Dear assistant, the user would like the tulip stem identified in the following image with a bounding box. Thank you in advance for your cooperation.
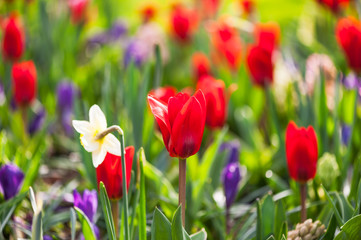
[111,200,119,236]
[300,183,307,222]
[179,158,186,227]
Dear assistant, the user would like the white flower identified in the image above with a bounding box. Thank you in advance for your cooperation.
[72,105,120,168]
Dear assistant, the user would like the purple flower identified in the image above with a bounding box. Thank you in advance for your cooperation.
[0,164,24,200]
[220,140,241,164]
[73,189,97,223]
[342,72,360,90]
[124,39,149,67]
[0,82,5,106]
[222,162,242,209]
[28,107,46,135]
[341,124,352,146]
[57,81,78,136]
[108,21,127,42]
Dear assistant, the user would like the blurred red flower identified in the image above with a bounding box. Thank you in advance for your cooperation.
[148,90,206,158]
[246,44,273,87]
[197,76,227,129]
[254,22,280,53]
[139,3,158,23]
[2,14,25,62]
[210,21,242,71]
[317,0,349,13]
[240,0,255,16]
[68,0,89,24]
[96,146,134,199]
[336,17,361,74]
[199,0,220,19]
[191,52,211,80]
[170,4,198,43]
[286,121,318,183]
[149,86,177,104]
[12,61,37,106]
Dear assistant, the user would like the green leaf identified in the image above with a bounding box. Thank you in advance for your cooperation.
[335,215,361,240]
[321,215,337,240]
[0,205,15,234]
[31,211,43,240]
[70,208,76,240]
[151,208,172,240]
[99,182,116,240]
[190,229,207,240]
[0,190,28,214]
[172,205,185,240]
[257,194,275,240]
[274,201,286,240]
[74,207,96,240]
[139,148,147,240]
[322,185,343,226]
[29,187,38,213]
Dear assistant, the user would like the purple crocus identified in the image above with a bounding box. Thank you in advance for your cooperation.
[73,189,99,239]
[342,72,360,90]
[341,124,352,146]
[222,162,242,209]
[0,82,5,106]
[28,107,46,135]
[220,140,241,164]
[88,21,127,47]
[123,38,149,67]
[57,81,78,136]
[0,164,24,200]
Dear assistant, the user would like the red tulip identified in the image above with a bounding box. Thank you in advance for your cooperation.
[240,0,255,15]
[199,0,220,18]
[246,44,273,87]
[148,90,206,158]
[191,52,211,80]
[316,0,349,13]
[336,17,361,74]
[149,86,177,104]
[12,61,37,106]
[68,0,89,24]
[2,14,25,62]
[254,22,280,53]
[170,4,198,43]
[286,121,318,183]
[197,76,227,129]
[210,21,242,70]
[96,146,134,199]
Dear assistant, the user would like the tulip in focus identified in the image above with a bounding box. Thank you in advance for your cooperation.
[96,147,134,199]
[170,4,198,43]
[197,76,227,129]
[147,90,206,159]
[0,163,24,200]
[12,61,37,107]
[149,86,177,104]
[286,121,318,222]
[2,13,25,62]
[191,52,211,80]
[336,17,361,74]
[68,0,89,24]
[72,105,121,168]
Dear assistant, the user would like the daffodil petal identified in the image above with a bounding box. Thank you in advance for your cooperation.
[104,134,121,156]
[92,147,107,168]
[72,120,92,135]
[81,135,100,152]
[89,105,107,130]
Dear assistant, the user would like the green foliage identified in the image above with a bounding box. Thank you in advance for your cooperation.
[74,207,96,240]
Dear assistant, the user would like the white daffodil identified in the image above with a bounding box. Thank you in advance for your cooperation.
[72,104,120,168]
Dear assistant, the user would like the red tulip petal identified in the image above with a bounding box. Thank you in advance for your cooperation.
[168,92,190,128]
[125,146,135,190]
[148,94,171,149]
[169,90,206,158]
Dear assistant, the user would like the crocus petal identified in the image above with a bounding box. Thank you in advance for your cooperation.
[92,147,107,168]
[169,90,206,158]
[72,120,92,135]
[80,135,100,152]
[148,95,171,149]
[89,105,107,130]
[104,134,121,156]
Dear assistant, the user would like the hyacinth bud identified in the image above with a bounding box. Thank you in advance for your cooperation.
[317,152,340,188]
[287,219,326,240]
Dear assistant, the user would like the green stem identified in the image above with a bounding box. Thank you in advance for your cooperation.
[300,183,307,222]
[111,201,119,236]
[120,134,130,240]
[179,158,187,227]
